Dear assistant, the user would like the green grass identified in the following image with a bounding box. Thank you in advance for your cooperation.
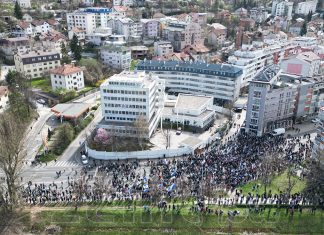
[238,170,306,196]
[27,206,324,234]
[38,153,57,163]
[31,77,52,93]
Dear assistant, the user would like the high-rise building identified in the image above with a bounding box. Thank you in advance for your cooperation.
[99,71,165,138]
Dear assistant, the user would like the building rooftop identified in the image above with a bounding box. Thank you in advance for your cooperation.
[137,60,243,78]
[176,94,212,110]
[254,65,280,82]
[296,51,320,62]
[18,50,60,59]
[100,45,130,52]
[50,64,84,76]
[51,103,90,119]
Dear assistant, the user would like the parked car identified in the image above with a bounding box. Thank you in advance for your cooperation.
[270,128,285,136]
[37,99,46,104]
[81,155,88,165]
[311,118,320,123]
[176,127,182,135]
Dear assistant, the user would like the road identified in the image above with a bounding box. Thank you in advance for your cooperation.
[0,91,101,186]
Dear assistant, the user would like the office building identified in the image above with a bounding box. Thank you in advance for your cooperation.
[136,60,243,105]
[99,71,165,138]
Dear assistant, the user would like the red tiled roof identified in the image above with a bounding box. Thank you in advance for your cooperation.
[50,64,84,76]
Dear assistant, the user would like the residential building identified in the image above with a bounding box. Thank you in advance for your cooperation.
[83,7,112,28]
[68,27,86,41]
[66,11,96,35]
[296,0,318,15]
[271,0,293,20]
[130,46,149,60]
[289,22,304,35]
[312,102,324,167]
[99,71,165,138]
[32,20,51,35]
[141,19,161,39]
[228,43,289,87]
[14,50,61,79]
[162,22,202,51]
[0,37,31,62]
[281,51,321,77]
[245,66,296,136]
[136,60,243,105]
[12,22,34,37]
[81,0,94,6]
[22,13,33,22]
[154,41,173,57]
[99,45,131,69]
[103,35,126,46]
[183,44,210,62]
[17,0,31,8]
[175,13,192,23]
[291,37,318,48]
[108,18,142,41]
[42,30,67,52]
[50,64,85,91]
[207,23,227,46]
[190,13,208,26]
[0,86,9,113]
[113,0,134,6]
[86,27,112,46]
[111,6,128,19]
[250,7,268,23]
[163,94,215,132]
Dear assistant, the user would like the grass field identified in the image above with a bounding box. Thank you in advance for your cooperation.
[31,77,52,93]
[23,206,324,234]
[238,170,306,196]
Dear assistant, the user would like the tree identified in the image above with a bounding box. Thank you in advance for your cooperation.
[70,34,79,54]
[52,123,75,155]
[304,162,324,205]
[14,2,23,20]
[300,21,307,36]
[133,115,149,150]
[307,11,313,22]
[5,70,17,87]
[60,42,71,64]
[74,44,82,61]
[0,112,26,212]
[78,58,103,85]
[94,128,110,145]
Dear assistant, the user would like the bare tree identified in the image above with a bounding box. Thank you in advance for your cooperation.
[0,112,26,212]
[133,115,149,150]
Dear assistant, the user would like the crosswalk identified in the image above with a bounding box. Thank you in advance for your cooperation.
[29,160,81,169]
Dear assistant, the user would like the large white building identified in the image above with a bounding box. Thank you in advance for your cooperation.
[113,0,134,6]
[83,7,112,28]
[50,64,85,91]
[295,0,318,15]
[99,71,165,138]
[108,18,142,41]
[86,27,112,46]
[66,11,96,35]
[99,45,131,70]
[163,94,215,132]
[14,50,61,79]
[271,0,293,19]
[141,19,161,39]
[137,60,243,106]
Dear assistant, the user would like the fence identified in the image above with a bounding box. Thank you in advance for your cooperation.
[87,146,193,160]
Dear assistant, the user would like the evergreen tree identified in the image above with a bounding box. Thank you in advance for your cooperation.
[307,11,313,22]
[14,1,23,20]
[70,34,79,54]
[60,42,71,64]
[300,21,307,36]
[74,44,82,61]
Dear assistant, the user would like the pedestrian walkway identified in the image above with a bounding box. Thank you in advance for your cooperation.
[32,160,81,168]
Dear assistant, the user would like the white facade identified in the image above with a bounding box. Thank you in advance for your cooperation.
[137,60,243,105]
[163,94,215,131]
[100,71,165,138]
[154,41,174,56]
[296,0,318,15]
[291,37,318,48]
[86,27,112,46]
[50,64,84,91]
[271,0,293,20]
[14,50,61,79]
[66,11,96,35]
[108,18,142,41]
[99,45,131,70]
[0,86,9,113]
[18,0,31,8]
[113,0,134,6]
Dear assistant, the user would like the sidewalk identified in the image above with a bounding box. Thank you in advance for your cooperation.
[285,122,317,137]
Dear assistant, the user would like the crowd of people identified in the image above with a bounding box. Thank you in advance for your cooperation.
[21,128,315,207]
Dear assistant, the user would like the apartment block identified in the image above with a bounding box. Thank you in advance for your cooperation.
[99,45,131,69]
[50,64,85,91]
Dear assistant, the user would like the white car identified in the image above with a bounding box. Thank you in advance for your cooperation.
[37,99,46,104]
[81,155,88,165]
[311,118,320,123]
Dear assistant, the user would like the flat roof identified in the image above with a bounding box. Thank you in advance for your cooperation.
[176,94,212,110]
[51,103,90,119]
[180,136,203,148]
